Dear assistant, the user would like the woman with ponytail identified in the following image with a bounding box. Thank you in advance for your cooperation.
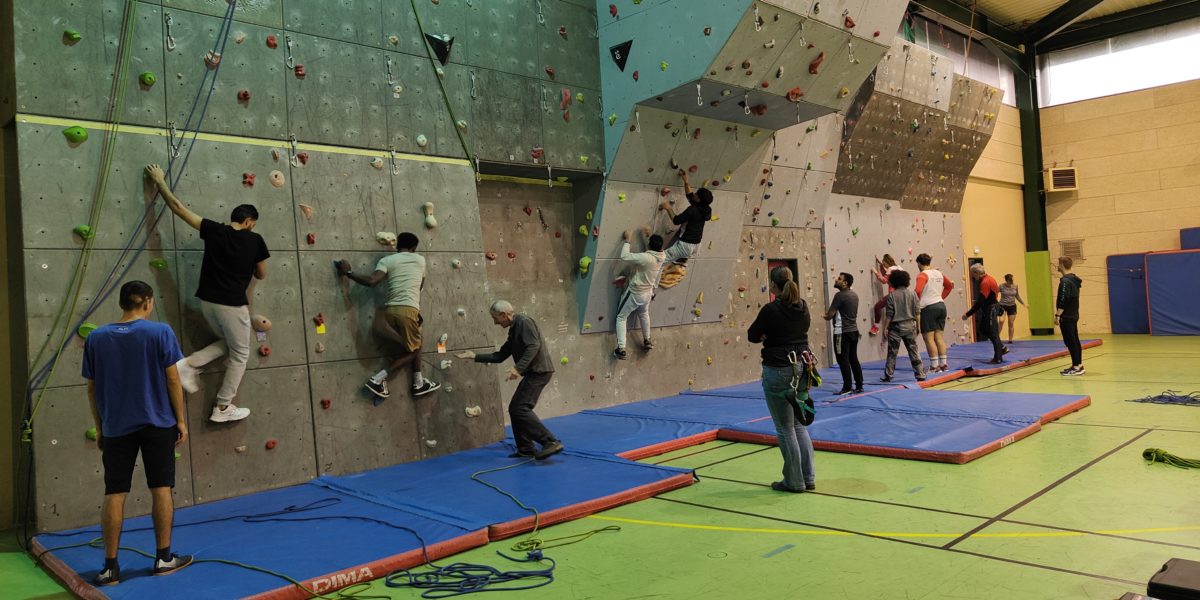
[747,267,816,493]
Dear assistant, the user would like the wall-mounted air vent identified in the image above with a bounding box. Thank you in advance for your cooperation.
[1046,167,1078,192]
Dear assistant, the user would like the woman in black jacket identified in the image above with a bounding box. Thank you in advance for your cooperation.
[747,267,815,493]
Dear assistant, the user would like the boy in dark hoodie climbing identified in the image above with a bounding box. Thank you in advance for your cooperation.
[1055,256,1084,376]
[658,170,713,265]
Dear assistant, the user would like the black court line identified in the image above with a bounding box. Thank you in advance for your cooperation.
[651,441,737,465]
[700,474,1200,552]
[1049,421,1200,434]
[941,428,1153,550]
[686,445,774,471]
[654,497,1141,587]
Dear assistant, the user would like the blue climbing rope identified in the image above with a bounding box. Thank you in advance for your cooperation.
[1126,390,1200,407]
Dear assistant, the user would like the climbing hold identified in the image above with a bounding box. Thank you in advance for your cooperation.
[423,202,437,228]
[845,15,856,28]
[451,258,462,269]
[313,313,326,327]
[258,345,271,357]
[562,109,571,122]
[660,61,669,71]
[139,72,157,87]
[558,26,568,39]
[579,155,589,165]
[388,35,400,45]
[424,33,455,65]
[85,427,98,441]
[294,64,306,79]
[523,206,534,216]
[265,439,278,450]
[786,87,805,103]
[559,89,571,111]
[592,226,600,239]
[266,34,278,49]
[465,406,482,418]
[485,251,498,261]
[62,126,89,144]
[560,356,571,365]
[439,359,452,370]
[271,149,282,161]
[583,323,592,330]
[370,157,384,170]
[555,231,562,238]
[578,225,588,236]
[149,258,169,271]
[632,70,638,81]
[306,232,316,245]
[416,134,428,148]
[706,356,713,365]
[252,315,272,332]
[531,147,545,161]
[235,445,248,453]
[578,256,592,276]
[315,342,325,353]
[874,30,881,37]
[297,205,313,224]
[321,398,332,409]
[661,187,671,197]
[838,86,850,98]
[586,211,594,220]
[608,4,617,18]
[575,92,584,104]
[696,292,704,304]
[607,113,618,126]
[507,251,517,260]
[456,308,466,316]
[204,51,222,69]
[455,119,468,131]
[425,439,438,448]
[545,66,556,79]
[242,172,255,187]
[704,26,712,35]
[63,29,83,43]
[296,152,309,165]
[617,192,626,202]
[761,81,769,89]
[809,52,825,75]
[237,89,251,102]
[750,104,768,116]
[688,165,698,173]
[73,224,94,239]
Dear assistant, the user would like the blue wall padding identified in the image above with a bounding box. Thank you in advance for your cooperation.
[311,444,690,532]
[1146,251,1200,335]
[34,483,482,600]
[1107,253,1150,334]
[1181,227,1200,250]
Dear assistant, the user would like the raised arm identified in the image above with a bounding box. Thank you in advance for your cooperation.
[146,164,202,231]
[337,260,386,288]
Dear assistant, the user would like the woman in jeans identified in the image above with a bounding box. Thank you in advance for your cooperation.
[747,267,815,493]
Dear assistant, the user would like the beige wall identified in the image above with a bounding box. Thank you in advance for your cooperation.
[1042,79,1200,333]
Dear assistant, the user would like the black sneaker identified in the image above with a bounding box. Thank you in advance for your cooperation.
[365,379,390,398]
[153,553,193,576]
[915,376,927,382]
[1064,366,1085,376]
[852,388,865,394]
[770,481,805,493]
[879,376,893,382]
[805,482,817,491]
[508,450,536,458]
[613,348,627,360]
[534,441,564,460]
[93,567,120,586]
[836,388,854,396]
[988,358,1004,364]
[643,339,654,351]
[1001,346,1010,356]
[413,381,441,397]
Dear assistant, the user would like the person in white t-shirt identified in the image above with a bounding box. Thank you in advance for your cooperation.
[613,228,666,359]
[336,232,440,400]
[914,253,955,372]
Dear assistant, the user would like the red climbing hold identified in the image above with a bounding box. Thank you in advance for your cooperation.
[787,87,805,103]
[750,104,768,116]
[873,30,881,37]
[238,89,251,102]
[265,439,278,450]
[545,66,556,79]
[844,15,856,28]
[809,52,825,75]
[297,152,309,165]
[555,231,562,238]
[609,4,617,18]
[531,147,545,160]
[632,70,639,81]
[761,81,769,89]
[321,398,332,409]
[294,64,306,79]
[313,313,325,326]
[523,206,533,216]
[807,43,816,49]
[688,164,698,173]
[485,251,498,261]
[692,128,701,140]
[592,226,599,239]
[306,233,316,245]
[562,109,571,122]
[560,88,571,110]
[258,345,271,357]
[558,26,568,39]
[242,172,255,187]
[660,187,671,197]
[266,35,278,49]
[507,251,517,260]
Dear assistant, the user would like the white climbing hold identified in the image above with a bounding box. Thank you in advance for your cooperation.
[465,406,482,418]
[451,258,462,268]
[376,231,397,247]
[370,157,385,170]
[416,134,428,148]
[440,359,453,370]
[425,439,438,448]
[423,202,437,228]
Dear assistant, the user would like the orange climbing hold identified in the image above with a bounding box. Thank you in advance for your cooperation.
[265,439,278,450]
[242,172,255,187]
[608,4,617,18]
[258,345,271,357]
[306,233,316,245]
[485,251,498,261]
[844,15,856,28]
[809,52,825,75]
[787,87,804,102]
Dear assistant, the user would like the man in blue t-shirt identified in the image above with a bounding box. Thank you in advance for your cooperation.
[83,281,192,586]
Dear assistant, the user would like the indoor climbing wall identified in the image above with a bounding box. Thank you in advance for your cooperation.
[832,38,1003,212]
[9,0,604,531]
[823,194,970,363]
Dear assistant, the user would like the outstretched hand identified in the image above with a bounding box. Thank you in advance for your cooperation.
[622,229,631,242]
[506,368,521,381]
[658,201,671,211]
[145,164,167,185]
[336,260,352,276]
[455,350,476,360]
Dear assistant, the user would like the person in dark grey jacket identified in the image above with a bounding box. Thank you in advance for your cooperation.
[1055,256,1085,376]
[458,301,563,460]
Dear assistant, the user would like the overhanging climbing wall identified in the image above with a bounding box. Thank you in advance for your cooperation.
[832,38,1003,212]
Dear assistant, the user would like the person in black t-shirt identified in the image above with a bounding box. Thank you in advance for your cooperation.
[147,165,269,423]
[658,170,713,265]
[824,272,863,394]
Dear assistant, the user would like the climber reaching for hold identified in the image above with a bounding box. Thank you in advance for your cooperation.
[613,227,666,360]
[659,170,713,266]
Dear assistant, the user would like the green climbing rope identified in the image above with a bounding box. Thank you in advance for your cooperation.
[408,0,476,170]
[1143,448,1200,469]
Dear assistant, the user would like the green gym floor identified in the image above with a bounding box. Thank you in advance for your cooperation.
[6,335,1200,599]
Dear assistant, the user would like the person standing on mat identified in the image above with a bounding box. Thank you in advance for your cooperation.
[868,254,902,336]
[824,272,863,395]
[963,263,1007,364]
[658,170,712,265]
[914,253,954,373]
[1055,257,1085,376]
[457,301,563,460]
[748,267,815,493]
[613,228,666,360]
[84,281,192,586]
[879,270,925,383]
[337,232,440,400]
[147,164,266,424]
[997,274,1026,344]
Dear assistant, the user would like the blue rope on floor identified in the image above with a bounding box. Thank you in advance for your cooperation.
[1126,390,1200,406]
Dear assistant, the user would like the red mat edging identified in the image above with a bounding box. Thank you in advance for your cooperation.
[1038,395,1091,423]
[244,529,490,600]
[30,539,108,600]
[616,431,720,461]
[486,472,695,540]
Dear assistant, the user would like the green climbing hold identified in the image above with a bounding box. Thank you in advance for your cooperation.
[139,71,157,87]
[608,113,618,126]
[560,356,570,365]
[77,321,99,339]
[73,224,94,239]
[63,126,89,144]
[63,29,82,43]
[85,427,98,441]
[149,258,169,271]
[175,451,182,460]
[578,225,588,236]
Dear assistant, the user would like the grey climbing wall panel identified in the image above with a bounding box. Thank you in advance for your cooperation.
[13,0,166,127]
[283,0,384,47]
[541,84,605,169]
[384,53,472,158]
[289,148,396,252]
[467,0,540,79]
[416,252,497,352]
[297,251,390,365]
[381,0,468,62]
[24,249,182,390]
[470,69,544,163]
[285,32,387,148]
[187,365,315,504]
[164,0,284,29]
[413,360,505,460]
[392,161,483,252]
[163,11,287,140]
[34,385,195,532]
[539,1,602,91]
[18,123,172,251]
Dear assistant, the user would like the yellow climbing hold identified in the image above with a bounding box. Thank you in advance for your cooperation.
[706,356,713,365]
[580,156,589,164]
[584,323,592,330]
[618,192,627,202]
[693,308,702,317]
[586,211,593,220]
[560,356,570,365]
[575,92,585,103]
[695,292,704,304]
[579,225,588,236]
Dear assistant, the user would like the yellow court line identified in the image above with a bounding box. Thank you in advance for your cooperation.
[16,113,470,166]
[587,515,1200,540]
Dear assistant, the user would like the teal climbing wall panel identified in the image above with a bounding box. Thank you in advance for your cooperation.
[164,0,284,29]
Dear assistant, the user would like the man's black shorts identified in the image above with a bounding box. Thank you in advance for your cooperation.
[102,426,178,495]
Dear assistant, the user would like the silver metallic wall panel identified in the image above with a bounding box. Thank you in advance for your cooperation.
[539,84,604,170]
[309,360,424,475]
[384,52,471,158]
[18,123,172,251]
[538,1,601,90]
[289,148,396,252]
[171,138,298,252]
[163,12,287,139]
[470,69,543,163]
[13,0,165,127]
[392,161,483,253]
[413,359,505,460]
[24,250,182,390]
[283,0,383,47]
[33,385,195,532]
[284,33,387,148]
[164,0,284,29]
[382,0,468,63]
[466,0,539,78]
[297,250,388,364]
[188,365,316,504]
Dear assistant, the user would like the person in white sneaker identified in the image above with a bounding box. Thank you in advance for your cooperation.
[83,281,193,586]
[914,253,954,373]
[147,165,265,423]
[612,228,666,360]
[337,232,440,400]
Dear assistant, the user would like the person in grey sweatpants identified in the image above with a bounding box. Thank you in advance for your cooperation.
[457,301,563,460]
[880,269,925,382]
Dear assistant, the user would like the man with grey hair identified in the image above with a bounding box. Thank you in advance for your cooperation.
[457,301,563,460]
[963,263,1007,364]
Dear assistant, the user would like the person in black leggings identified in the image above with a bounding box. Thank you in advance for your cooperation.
[824,272,863,394]
[1055,256,1085,376]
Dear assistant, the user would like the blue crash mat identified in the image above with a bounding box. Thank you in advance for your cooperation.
[523,412,720,457]
[583,392,773,426]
